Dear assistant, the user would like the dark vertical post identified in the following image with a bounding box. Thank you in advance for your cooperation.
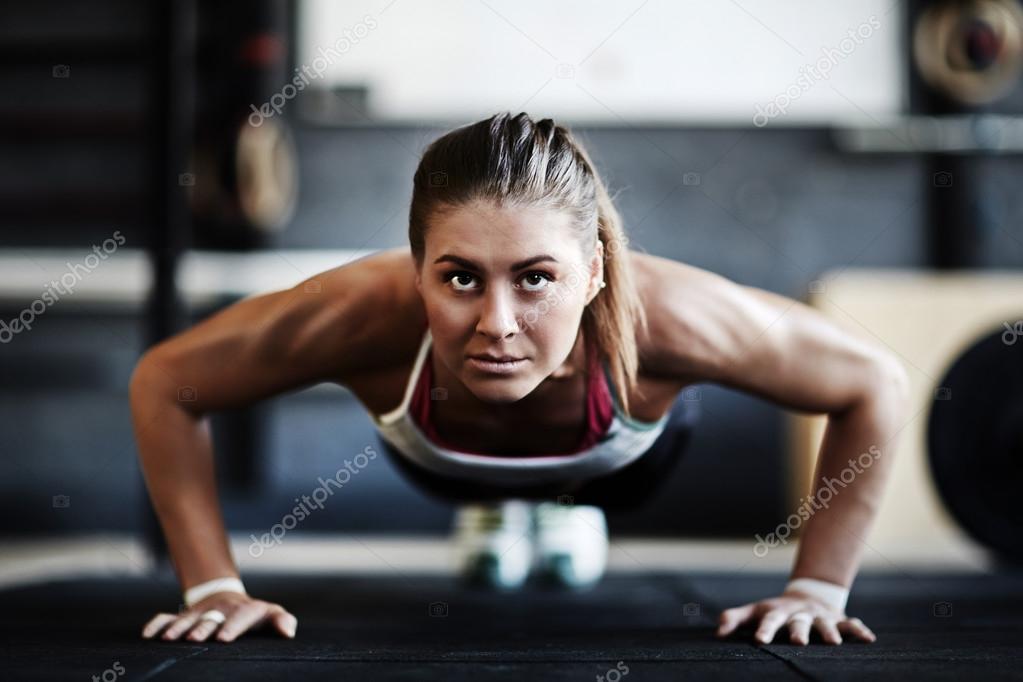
[926,153,987,269]
[906,0,997,270]
[142,0,196,571]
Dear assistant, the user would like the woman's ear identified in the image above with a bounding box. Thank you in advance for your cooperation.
[587,240,605,304]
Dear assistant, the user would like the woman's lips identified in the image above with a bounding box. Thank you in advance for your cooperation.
[466,356,528,374]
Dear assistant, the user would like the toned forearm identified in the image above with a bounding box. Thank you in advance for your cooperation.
[790,383,910,588]
[130,368,239,591]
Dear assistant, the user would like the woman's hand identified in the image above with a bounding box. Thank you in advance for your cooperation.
[716,593,876,646]
[141,592,298,643]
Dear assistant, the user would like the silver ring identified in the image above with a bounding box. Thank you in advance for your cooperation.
[199,609,226,625]
[787,612,813,626]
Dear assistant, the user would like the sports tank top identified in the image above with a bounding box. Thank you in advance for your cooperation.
[371,326,671,486]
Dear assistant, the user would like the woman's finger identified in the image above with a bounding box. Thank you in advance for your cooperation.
[142,613,177,639]
[268,605,298,639]
[162,611,204,641]
[716,603,756,638]
[838,617,876,642]
[755,609,791,644]
[214,601,266,643]
[186,617,223,642]
[787,613,813,646]
[813,615,843,645]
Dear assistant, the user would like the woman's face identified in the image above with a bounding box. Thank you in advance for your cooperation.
[414,199,604,405]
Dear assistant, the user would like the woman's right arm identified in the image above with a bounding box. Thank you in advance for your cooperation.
[130,249,418,641]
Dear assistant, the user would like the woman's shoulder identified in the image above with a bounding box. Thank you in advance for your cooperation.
[627,248,792,390]
[329,247,428,413]
[342,245,426,348]
[627,249,722,389]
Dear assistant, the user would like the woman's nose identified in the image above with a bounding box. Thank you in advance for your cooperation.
[476,288,520,338]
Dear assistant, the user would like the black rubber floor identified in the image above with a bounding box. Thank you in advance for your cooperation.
[2,570,1022,681]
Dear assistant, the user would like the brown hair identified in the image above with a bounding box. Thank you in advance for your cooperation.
[408,112,648,415]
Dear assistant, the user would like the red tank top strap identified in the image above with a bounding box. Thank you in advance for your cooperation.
[577,333,615,451]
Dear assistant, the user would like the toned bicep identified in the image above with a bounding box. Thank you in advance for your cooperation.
[720,284,893,413]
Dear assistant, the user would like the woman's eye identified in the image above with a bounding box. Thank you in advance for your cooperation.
[443,271,552,293]
[445,272,478,291]
[521,272,553,292]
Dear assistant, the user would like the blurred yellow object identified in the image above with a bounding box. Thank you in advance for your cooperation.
[788,268,1023,563]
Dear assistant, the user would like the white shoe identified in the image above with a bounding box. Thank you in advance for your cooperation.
[533,502,608,589]
[451,500,534,589]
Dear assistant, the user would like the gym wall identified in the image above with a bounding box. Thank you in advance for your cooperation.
[1,0,1021,547]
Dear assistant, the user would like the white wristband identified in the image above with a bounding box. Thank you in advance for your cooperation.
[184,577,247,607]
[783,577,849,613]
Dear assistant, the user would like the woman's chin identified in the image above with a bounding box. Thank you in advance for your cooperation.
[464,378,532,404]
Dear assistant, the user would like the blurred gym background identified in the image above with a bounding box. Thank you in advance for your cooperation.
[1,0,1021,581]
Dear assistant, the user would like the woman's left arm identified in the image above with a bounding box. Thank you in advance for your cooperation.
[636,255,912,645]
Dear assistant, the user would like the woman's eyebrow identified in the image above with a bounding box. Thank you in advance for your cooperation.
[433,254,559,271]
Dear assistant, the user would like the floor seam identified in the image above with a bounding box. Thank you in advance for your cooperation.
[133,647,209,681]
[757,646,821,682]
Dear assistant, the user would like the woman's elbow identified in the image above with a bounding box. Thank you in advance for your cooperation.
[869,354,911,402]
[129,348,180,410]
[854,354,912,427]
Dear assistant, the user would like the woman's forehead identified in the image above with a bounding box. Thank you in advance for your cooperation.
[430,200,572,231]
[425,204,582,263]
